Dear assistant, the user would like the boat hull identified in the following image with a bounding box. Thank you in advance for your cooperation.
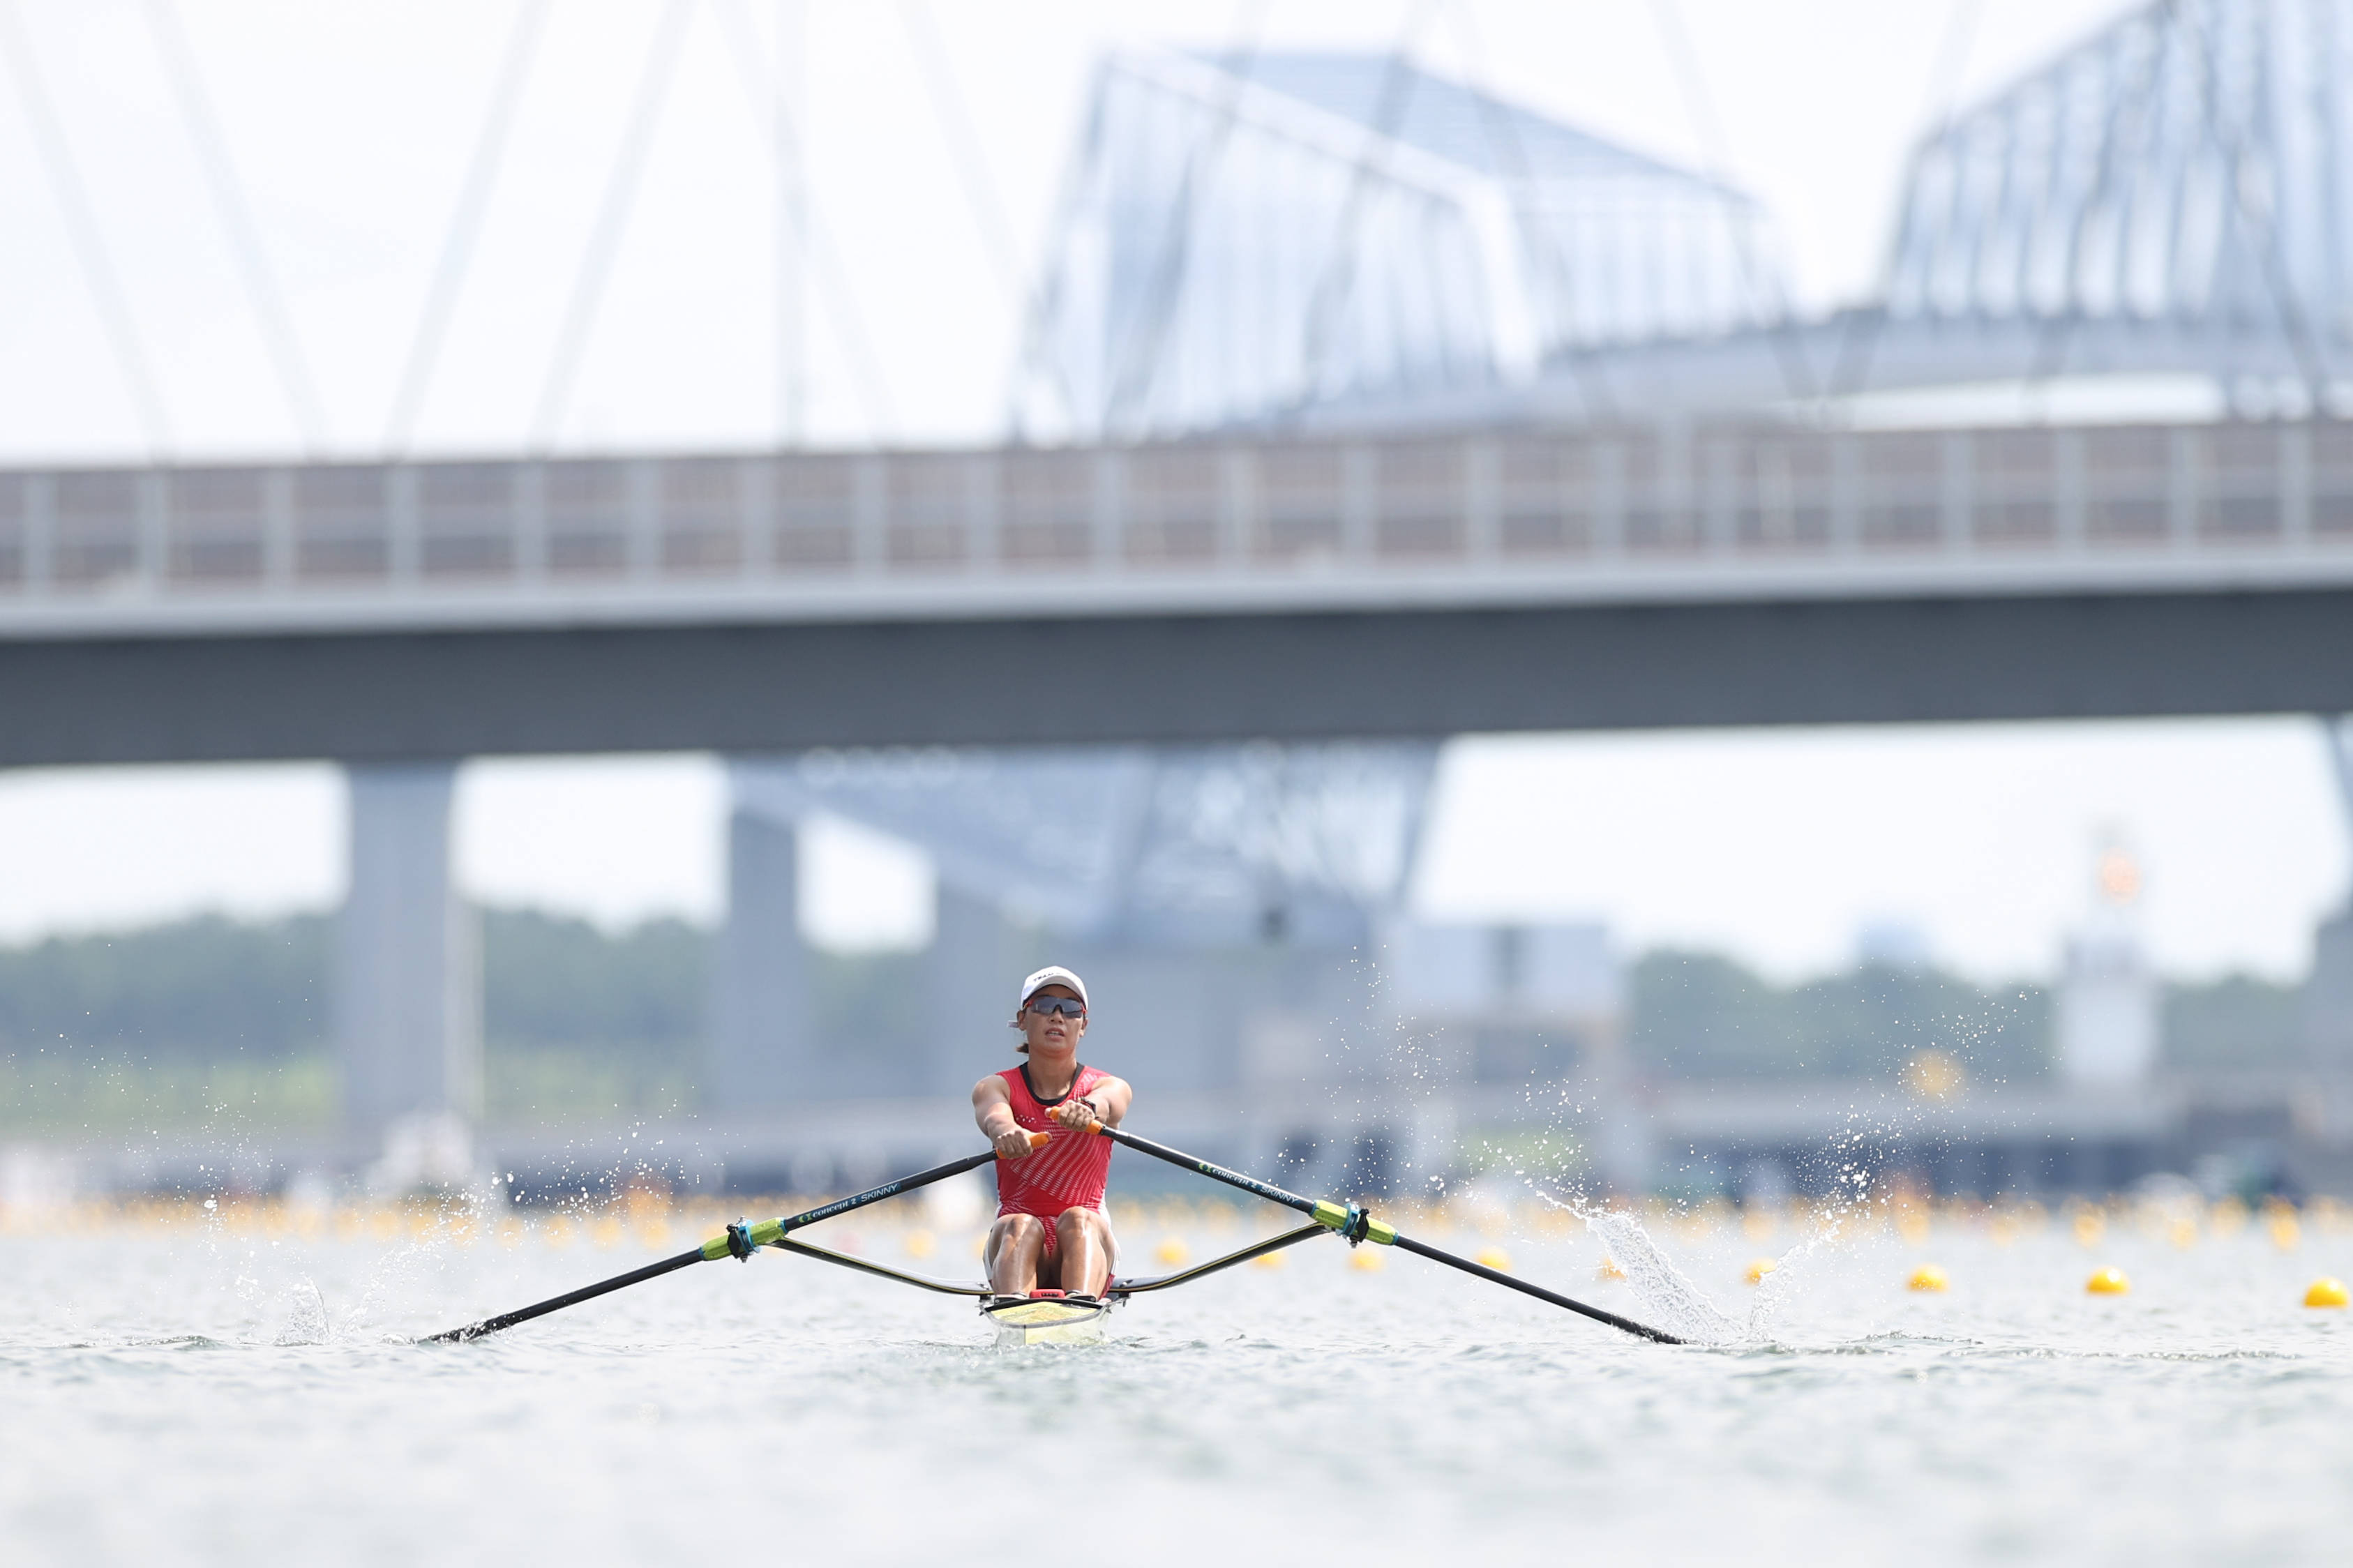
[982,1296,1113,1346]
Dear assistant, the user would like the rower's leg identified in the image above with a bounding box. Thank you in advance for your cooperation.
[985,1214,1047,1295]
[1053,1208,1113,1298]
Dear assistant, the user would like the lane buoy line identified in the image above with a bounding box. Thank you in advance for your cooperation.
[422,1122,1685,1346]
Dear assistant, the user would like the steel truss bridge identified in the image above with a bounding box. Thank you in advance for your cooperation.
[15,0,2353,1182]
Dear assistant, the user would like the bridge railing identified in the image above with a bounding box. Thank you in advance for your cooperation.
[3,422,2352,621]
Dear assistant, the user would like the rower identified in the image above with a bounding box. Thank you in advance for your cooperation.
[973,965,1132,1303]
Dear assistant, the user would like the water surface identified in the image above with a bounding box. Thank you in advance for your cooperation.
[3,1203,2347,1564]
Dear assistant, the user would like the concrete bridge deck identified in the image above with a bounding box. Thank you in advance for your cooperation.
[7,421,2353,638]
[6,421,2353,765]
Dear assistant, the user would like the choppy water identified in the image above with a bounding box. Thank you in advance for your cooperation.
[4,1197,2351,1565]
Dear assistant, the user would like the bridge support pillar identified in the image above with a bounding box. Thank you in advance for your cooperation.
[711,805,813,1108]
[926,885,1036,1098]
[336,764,480,1143]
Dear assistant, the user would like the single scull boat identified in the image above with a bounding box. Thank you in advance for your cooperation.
[424,1123,1682,1347]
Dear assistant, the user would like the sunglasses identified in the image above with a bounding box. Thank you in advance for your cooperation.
[1023,996,1087,1019]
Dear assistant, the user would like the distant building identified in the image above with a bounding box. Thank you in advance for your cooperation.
[2308,719,2353,1069]
[2057,845,2160,1087]
[2306,915,2353,1069]
[1385,919,1621,1085]
[1854,917,1933,972]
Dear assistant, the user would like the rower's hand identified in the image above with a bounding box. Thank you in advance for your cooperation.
[993,1126,1038,1160]
[1049,1099,1101,1132]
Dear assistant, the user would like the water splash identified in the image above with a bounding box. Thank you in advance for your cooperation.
[1533,1186,1866,1348]
[274,1280,331,1346]
[1562,1200,1747,1345]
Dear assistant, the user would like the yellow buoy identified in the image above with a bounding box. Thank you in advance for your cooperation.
[2086,1266,2130,1295]
[1744,1257,1778,1285]
[1349,1246,1385,1272]
[1596,1256,1627,1281]
[1475,1247,1512,1272]
[2071,1209,2105,1248]
[903,1228,935,1259]
[1907,1264,1949,1292]
[2271,1214,2303,1251]
[1251,1249,1285,1270]
[1155,1237,1189,1266]
[2303,1276,2349,1308]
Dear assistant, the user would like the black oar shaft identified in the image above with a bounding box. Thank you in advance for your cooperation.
[1095,1122,1682,1345]
[774,1235,991,1297]
[1095,1124,1319,1216]
[1391,1235,1683,1345]
[422,1247,706,1343]
[1111,1222,1331,1296]
[426,1147,1004,1343]
[774,1149,1000,1233]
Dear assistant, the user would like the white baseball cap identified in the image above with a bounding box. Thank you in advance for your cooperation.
[1014,965,1089,1017]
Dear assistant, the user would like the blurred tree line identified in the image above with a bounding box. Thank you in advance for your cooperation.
[1628,951,2052,1083]
[0,910,707,1127]
[1630,951,2305,1082]
[0,917,2314,1127]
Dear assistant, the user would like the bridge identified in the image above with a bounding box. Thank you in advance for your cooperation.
[8,418,2353,770]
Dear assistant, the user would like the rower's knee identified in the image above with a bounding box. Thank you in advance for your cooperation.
[1055,1207,1100,1241]
[995,1213,1044,1244]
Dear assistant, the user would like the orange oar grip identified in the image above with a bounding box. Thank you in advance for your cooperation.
[1028,1130,1052,1149]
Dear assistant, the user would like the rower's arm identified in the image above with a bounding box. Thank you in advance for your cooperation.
[973,1074,1033,1159]
[1079,1073,1132,1129]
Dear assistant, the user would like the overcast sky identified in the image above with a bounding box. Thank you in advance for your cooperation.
[7,1,2333,988]
[0,0,2142,458]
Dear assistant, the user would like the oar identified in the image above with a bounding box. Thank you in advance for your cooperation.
[423,1135,1044,1343]
[1109,1221,1332,1296]
[1088,1122,1685,1345]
